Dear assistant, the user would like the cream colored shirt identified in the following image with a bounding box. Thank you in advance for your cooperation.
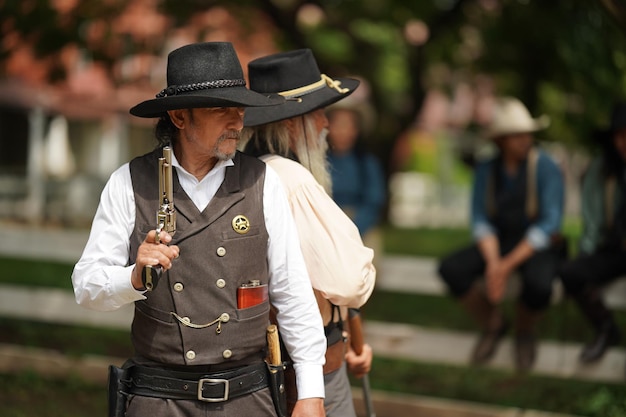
[260,154,376,323]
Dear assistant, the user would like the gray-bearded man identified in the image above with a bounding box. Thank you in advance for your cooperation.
[72,42,327,417]
[241,49,375,417]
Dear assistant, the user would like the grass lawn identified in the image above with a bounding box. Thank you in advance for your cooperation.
[381,216,583,259]
[1,371,107,417]
[3,220,624,417]
[362,290,626,344]
[364,357,626,417]
[381,225,472,258]
[1,257,74,289]
[2,357,625,417]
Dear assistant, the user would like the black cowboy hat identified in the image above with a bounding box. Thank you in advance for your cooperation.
[130,42,283,118]
[595,101,626,142]
[243,49,360,127]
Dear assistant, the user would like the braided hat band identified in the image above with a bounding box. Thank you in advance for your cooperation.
[130,42,283,118]
[156,79,247,98]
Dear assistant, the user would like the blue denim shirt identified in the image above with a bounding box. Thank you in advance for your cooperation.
[471,149,564,250]
[328,150,386,236]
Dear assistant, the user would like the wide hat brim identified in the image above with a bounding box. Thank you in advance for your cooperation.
[244,77,359,127]
[130,87,284,118]
[242,48,359,127]
[484,115,550,139]
[129,42,285,118]
[483,97,551,140]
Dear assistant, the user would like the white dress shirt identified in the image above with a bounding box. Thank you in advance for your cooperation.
[72,151,326,399]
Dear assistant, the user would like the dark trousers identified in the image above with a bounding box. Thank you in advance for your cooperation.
[558,250,626,296]
[438,244,559,310]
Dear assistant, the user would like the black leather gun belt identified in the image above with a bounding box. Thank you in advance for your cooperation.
[128,362,268,403]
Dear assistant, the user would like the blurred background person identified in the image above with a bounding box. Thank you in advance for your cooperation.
[438,97,565,372]
[558,101,626,364]
[326,99,386,268]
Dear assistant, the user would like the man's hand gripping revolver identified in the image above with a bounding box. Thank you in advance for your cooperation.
[132,146,179,291]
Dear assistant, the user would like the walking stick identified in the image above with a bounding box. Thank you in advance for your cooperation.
[348,308,376,417]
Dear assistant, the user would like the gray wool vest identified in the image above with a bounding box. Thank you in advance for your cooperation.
[128,149,270,366]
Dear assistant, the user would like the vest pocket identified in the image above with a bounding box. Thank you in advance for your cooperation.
[222,224,261,240]
[236,300,270,319]
[231,301,270,360]
[135,300,174,324]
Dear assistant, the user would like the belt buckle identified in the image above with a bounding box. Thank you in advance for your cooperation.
[197,378,230,402]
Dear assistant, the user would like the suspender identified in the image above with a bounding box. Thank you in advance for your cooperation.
[486,147,540,220]
[525,148,540,220]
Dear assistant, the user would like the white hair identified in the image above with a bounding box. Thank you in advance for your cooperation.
[240,114,332,194]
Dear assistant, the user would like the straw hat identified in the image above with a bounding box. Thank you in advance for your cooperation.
[484,96,550,139]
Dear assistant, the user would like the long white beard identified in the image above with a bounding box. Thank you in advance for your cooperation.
[294,127,332,195]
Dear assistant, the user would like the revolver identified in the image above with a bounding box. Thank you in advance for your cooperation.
[141,146,176,291]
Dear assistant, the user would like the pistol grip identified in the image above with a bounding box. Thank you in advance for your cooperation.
[142,265,163,291]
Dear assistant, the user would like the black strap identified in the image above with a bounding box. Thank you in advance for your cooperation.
[324,304,345,347]
[128,362,268,402]
[486,149,539,220]
[325,321,344,347]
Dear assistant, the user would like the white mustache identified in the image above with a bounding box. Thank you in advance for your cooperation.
[220,130,241,141]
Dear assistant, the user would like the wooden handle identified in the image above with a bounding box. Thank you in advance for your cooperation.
[267,324,282,366]
[348,308,364,356]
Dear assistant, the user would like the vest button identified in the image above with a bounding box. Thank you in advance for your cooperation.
[216,247,226,257]
[173,282,184,292]
[222,349,232,359]
[216,279,226,288]
[186,350,196,360]
[220,313,230,323]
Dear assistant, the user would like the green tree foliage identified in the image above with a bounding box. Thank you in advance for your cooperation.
[253,0,626,152]
[1,0,625,155]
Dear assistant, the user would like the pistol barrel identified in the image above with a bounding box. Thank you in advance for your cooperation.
[163,146,174,205]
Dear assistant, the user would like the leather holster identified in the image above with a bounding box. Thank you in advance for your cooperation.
[108,365,130,417]
[266,362,289,417]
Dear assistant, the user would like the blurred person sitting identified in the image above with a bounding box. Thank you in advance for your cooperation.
[557,102,626,363]
[438,97,565,372]
[326,102,386,260]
